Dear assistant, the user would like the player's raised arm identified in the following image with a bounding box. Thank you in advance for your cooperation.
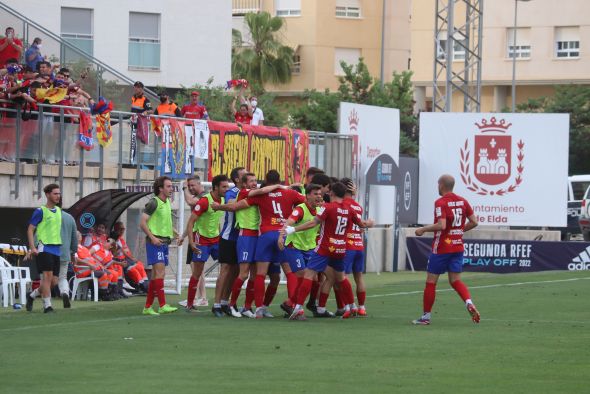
[212,198,249,212]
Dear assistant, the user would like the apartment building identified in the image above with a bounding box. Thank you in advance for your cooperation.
[232,0,411,95]
[411,0,590,112]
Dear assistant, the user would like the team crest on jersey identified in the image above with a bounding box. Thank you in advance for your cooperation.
[460,117,524,196]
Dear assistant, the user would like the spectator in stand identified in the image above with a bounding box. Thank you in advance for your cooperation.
[231,86,252,125]
[181,91,209,120]
[25,37,44,71]
[0,27,23,68]
[36,61,54,86]
[59,67,73,84]
[154,92,181,117]
[131,81,152,114]
[248,96,264,126]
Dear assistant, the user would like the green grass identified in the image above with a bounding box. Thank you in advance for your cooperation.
[1,271,589,393]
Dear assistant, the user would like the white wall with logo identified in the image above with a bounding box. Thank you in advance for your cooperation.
[419,113,569,227]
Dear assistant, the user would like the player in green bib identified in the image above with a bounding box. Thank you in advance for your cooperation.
[139,176,178,316]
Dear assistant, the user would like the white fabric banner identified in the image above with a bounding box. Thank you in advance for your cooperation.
[194,120,209,160]
[419,113,569,227]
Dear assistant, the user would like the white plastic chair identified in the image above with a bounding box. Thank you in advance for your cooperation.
[0,256,32,306]
[70,269,99,302]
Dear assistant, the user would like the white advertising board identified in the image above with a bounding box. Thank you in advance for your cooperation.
[419,113,569,227]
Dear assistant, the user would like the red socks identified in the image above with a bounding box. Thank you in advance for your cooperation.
[186,276,198,307]
[334,286,344,309]
[254,274,266,308]
[154,278,166,307]
[285,272,298,300]
[296,278,313,306]
[423,282,436,313]
[230,277,245,306]
[263,284,278,307]
[451,280,471,302]
[339,278,354,305]
[244,278,255,309]
[318,292,330,308]
[357,291,366,306]
[145,280,154,308]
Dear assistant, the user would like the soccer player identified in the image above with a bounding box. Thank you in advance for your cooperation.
[278,184,324,316]
[284,182,374,320]
[181,174,229,315]
[341,178,368,316]
[26,184,63,313]
[214,170,305,318]
[412,174,480,325]
[139,176,179,316]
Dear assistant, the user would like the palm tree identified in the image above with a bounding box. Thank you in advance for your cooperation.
[232,12,294,94]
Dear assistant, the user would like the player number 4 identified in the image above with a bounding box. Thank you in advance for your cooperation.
[451,208,463,227]
[335,216,348,235]
[272,200,283,218]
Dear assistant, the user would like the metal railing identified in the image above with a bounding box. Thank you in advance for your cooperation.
[232,0,263,15]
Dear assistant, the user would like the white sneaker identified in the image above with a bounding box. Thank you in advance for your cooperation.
[178,299,188,307]
[230,305,242,318]
[255,307,265,319]
[121,289,133,297]
[196,298,209,307]
[262,309,274,318]
[123,282,135,291]
[240,307,255,318]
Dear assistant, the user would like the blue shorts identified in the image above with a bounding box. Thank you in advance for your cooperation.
[254,231,284,264]
[146,243,169,266]
[284,248,312,273]
[307,252,345,273]
[344,249,365,274]
[237,235,258,264]
[427,252,464,275]
[193,243,219,263]
[268,262,281,275]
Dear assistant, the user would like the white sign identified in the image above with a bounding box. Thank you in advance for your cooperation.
[194,120,209,160]
[419,113,569,227]
[339,102,400,224]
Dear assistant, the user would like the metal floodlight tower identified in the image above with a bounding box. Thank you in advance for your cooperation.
[433,0,483,112]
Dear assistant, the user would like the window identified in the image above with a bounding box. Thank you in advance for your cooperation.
[555,27,580,58]
[507,28,531,59]
[128,12,161,70]
[436,31,466,61]
[336,0,361,18]
[334,47,361,75]
[275,0,301,16]
[292,52,301,74]
[61,7,93,61]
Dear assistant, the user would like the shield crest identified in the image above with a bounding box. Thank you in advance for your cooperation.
[474,134,511,185]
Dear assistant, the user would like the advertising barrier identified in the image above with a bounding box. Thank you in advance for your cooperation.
[406,237,590,273]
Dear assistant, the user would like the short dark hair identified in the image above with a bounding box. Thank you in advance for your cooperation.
[305,183,322,195]
[153,176,172,195]
[230,167,245,184]
[310,173,331,187]
[134,81,144,88]
[212,174,229,190]
[59,67,70,74]
[265,170,281,185]
[5,58,18,64]
[33,37,42,45]
[340,177,355,193]
[43,183,59,194]
[306,167,324,178]
[108,231,119,241]
[241,172,256,184]
[330,182,347,198]
[240,103,248,110]
[38,60,51,68]
[114,221,124,231]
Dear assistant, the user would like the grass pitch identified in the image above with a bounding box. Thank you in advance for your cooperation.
[1,271,588,393]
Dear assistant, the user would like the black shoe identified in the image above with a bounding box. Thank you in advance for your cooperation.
[26,292,34,312]
[43,306,54,313]
[306,301,317,314]
[280,302,294,315]
[313,309,335,318]
[212,306,224,318]
[62,293,71,309]
[221,304,232,316]
[335,309,345,317]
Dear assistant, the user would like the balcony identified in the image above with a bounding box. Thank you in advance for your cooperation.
[232,0,262,15]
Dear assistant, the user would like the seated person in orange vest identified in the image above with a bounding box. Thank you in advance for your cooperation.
[74,232,117,301]
[83,223,108,248]
[154,92,181,117]
[89,235,130,299]
[111,223,149,293]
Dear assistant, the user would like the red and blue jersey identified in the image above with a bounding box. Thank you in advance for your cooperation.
[432,193,474,254]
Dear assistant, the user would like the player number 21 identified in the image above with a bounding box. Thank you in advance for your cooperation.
[335,216,348,235]
[451,208,463,227]
[271,200,283,218]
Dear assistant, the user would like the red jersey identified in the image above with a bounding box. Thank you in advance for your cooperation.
[316,201,362,259]
[237,188,258,236]
[431,193,473,254]
[0,37,23,67]
[181,103,207,119]
[247,189,305,233]
[234,112,252,124]
[343,197,364,251]
[193,195,222,245]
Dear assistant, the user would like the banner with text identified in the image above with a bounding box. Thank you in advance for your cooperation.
[419,113,569,226]
[406,237,590,273]
[207,121,309,183]
[160,118,194,179]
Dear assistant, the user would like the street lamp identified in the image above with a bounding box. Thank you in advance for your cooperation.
[511,0,532,112]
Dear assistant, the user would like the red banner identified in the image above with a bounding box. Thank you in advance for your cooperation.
[207,121,309,184]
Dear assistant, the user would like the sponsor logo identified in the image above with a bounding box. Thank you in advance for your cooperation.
[376,160,392,182]
[348,109,359,132]
[569,246,590,271]
[403,171,412,210]
[367,147,381,159]
[460,117,524,196]
[80,212,95,229]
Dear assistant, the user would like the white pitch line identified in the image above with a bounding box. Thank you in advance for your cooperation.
[366,276,590,299]
[437,317,589,325]
[0,315,145,333]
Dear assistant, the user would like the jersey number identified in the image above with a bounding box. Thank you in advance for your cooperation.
[451,208,463,227]
[335,216,348,235]
[272,201,283,218]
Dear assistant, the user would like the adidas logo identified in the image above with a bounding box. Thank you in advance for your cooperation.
[569,246,590,271]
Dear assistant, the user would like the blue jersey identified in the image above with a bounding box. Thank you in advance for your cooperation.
[221,187,240,241]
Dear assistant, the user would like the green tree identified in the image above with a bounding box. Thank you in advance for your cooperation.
[516,85,590,174]
[232,12,294,95]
